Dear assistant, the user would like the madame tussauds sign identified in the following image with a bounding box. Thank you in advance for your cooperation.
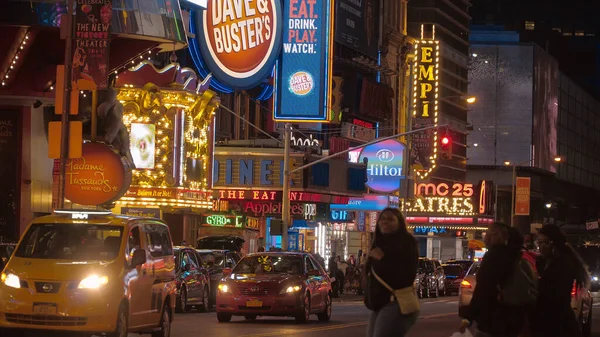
[197,0,283,89]
[64,142,132,206]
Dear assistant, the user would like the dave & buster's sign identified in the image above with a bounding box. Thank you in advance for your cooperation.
[196,0,283,89]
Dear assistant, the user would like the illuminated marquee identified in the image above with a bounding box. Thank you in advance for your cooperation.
[411,37,440,179]
[412,181,493,216]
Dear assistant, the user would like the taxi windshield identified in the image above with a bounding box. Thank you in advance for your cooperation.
[14,223,123,261]
[234,255,303,275]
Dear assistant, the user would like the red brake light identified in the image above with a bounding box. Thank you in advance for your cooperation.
[571,282,577,296]
[460,280,471,289]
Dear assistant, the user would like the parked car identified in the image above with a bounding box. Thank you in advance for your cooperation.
[216,252,332,323]
[0,210,176,337]
[174,246,211,313]
[458,261,593,337]
[442,264,464,295]
[446,259,473,273]
[415,257,446,297]
[197,236,245,252]
[196,249,242,306]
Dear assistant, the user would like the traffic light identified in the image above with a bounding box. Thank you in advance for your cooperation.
[440,134,452,159]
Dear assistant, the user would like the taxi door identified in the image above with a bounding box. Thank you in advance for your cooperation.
[127,224,155,328]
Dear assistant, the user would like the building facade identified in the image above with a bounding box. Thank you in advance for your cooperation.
[408,0,472,183]
[467,27,600,233]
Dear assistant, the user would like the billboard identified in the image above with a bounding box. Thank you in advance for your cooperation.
[273,0,334,122]
[334,0,379,59]
[515,177,531,216]
[410,40,440,179]
[467,45,534,167]
[533,46,559,173]
[358,139,406,193]
[129,123,156,169]
[194,0,283,89]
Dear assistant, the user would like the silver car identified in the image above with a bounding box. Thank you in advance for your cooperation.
[458,261,479,317]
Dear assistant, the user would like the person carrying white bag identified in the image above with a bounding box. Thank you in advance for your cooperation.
[364,208,419,337]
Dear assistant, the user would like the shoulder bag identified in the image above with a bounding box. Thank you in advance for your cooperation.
[371,267,420,315]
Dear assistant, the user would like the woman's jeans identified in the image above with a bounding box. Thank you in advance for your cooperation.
[367,303,418,337]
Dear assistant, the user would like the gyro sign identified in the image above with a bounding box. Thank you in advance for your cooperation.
[196,0,283,89]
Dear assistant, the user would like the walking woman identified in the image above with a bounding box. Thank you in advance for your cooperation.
[364,208,419,337]
[531,225,589,337]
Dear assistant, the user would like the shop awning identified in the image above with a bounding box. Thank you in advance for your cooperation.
[468,240,485,250]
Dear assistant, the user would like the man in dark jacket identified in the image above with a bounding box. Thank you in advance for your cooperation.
[461,222,525,337]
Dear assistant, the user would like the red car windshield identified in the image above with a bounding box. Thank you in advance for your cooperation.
[234,255,304,275]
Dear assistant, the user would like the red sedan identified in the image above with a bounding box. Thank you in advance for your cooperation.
[216,252,333,323]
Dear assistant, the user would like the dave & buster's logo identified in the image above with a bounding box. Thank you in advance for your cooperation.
[197,0,283,89]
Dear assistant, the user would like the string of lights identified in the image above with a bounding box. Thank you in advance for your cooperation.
[1,28,31,87]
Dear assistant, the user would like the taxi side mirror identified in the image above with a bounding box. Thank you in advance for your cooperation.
[223,267,232,276]
[132,249,147,267]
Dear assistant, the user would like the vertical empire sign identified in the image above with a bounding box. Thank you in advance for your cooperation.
[515,177,531,216]
[410,40,440,178]
[274,0,334,122]
[73,0,112,89]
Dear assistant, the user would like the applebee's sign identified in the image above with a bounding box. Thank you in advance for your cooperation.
[358,139,406,193]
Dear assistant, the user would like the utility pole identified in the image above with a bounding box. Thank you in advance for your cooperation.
[58,0,75,209]
[281,123,291,250]
[279,124,445,250]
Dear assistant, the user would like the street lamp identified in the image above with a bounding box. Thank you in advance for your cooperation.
[465,96,476,104]
[504,157,562,227]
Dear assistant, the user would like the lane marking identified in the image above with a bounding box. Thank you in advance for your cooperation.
[420,312,457,319]
[238,312,458,336]
[446,301,459,304]
[238,321,368,337]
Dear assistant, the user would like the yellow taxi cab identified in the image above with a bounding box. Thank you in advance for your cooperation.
[0,210,177,337]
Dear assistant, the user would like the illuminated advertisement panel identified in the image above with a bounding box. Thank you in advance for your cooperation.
[358,139,406,193]
[273,0,334,122]
[410,39,440,179]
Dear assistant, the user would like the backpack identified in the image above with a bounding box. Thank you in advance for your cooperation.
[499,254,539,307]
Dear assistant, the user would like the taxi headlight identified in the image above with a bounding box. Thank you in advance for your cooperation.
[78,275,109,289]
[1,273,20,289]
[218,284,230,293]
[280,285,302,294]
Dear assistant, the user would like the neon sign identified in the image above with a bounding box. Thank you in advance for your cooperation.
[414,183,474,197]
[359,139,406,193]
[401,197,474,216]
[410,37,440,179]
[203,214,244,227]
[414,226,448,235]
[215,189,349,204]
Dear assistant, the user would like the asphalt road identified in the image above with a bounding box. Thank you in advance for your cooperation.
[8,295,600,336]
[165,295,600,337]
[167,296,470,337]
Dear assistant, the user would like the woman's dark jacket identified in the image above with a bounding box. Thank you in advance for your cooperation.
[364,230,418,312]
[463,244,524,337]
[530,254,582,337]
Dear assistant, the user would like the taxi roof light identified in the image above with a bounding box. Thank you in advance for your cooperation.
[54,209,112,219]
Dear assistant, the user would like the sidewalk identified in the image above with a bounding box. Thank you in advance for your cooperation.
[332,293,364,303]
